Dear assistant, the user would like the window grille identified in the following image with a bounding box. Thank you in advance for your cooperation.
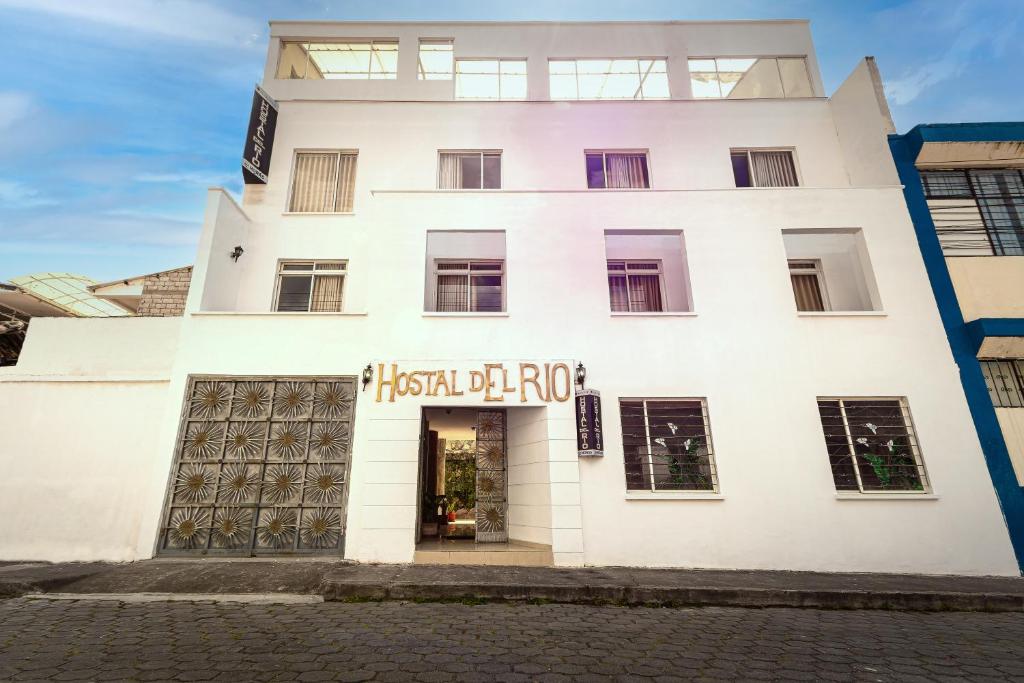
[921,169,1024,256]
[817,398,929,493]
[688,57,812,99]
[620,399,718,492]
[288,152,357,213]
[980,359,1024,408]
[586,151,650,189]
[548,59,669,100]
[788,259,828,311]
[418,40,453,80]
[438,151,501,189]
[276,41,398,80]
[454,59,526,100]
[607,261,664,312]
[434,260,504,312]
[275,261,346,313]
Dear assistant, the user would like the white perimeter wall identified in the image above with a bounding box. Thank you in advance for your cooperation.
[0,318,180,561]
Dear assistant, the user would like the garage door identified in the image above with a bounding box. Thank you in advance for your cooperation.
[157,375,356,556]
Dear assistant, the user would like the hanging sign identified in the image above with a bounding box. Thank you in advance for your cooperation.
[241,85,278,184]
[576,389,604,457]
[375,362,573,404]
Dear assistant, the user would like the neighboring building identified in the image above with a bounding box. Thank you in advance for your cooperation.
[0,273,131,366]
[890,123,1024,573]
[89,266,193,317]
[0,21,1019,575]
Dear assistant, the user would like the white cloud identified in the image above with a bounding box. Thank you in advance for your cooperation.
[136,171,237,186]
[0,0,263,49]
[0,92,34,132]
[0,179,59,209]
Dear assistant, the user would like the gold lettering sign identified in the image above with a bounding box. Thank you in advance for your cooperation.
[375,362,573,403]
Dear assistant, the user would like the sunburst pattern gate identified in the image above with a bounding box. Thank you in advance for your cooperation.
[475,409,508,543]
[157,375,356,556]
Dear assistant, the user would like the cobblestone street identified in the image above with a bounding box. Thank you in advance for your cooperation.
[2,599,1024,681]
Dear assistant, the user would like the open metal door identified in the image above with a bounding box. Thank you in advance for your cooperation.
[474,409,507,543]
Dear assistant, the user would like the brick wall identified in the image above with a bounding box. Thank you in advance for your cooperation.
[137,266,192,317]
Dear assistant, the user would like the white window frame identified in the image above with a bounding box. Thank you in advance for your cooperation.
[607,260,667,312]
[432,259,505,313]
[272,260,347,313]
[277,40,399,80]
[818,396,931,495]
[454,58,527,100]
[436,150,503,190]
[787,258,830,312]
[418,39,454,80]
[730,148,801,187]
[286,150,358,214]
[585,149,652,190]
[687,56,812,99]
[619,397,719,493]
[548,58,670,100]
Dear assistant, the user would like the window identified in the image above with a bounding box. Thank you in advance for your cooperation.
[454,59,526,100]
[438,151,501,189]
[586,151,650,189]
[288,152,357,213]
[620,399,718,492]
[921,169,1024,256]
[817,398,928,493]
[275,261,346,312]
[782,229,880,312]
[434,261,504,312]
[731,149,799,187]
[689,57,812,99]
[548,59,669,100]
[981,360,1024,408]
[276,41,398,80]
[418,40,453,80]
[607,261,664,312]
[788,259,828,312]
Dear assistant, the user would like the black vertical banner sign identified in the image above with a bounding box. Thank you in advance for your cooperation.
[576,389,604,457]
[242,85,278,184]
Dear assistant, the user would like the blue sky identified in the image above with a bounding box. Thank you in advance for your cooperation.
[0,0,1021,282]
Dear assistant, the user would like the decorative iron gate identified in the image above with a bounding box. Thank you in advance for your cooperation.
[475,409,508,543]
[157,375,356,556]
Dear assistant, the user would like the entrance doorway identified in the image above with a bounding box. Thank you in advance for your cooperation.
[416,407,552,565]
[418,408,507,544]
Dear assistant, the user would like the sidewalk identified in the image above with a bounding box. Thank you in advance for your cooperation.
[3,559,1024,611]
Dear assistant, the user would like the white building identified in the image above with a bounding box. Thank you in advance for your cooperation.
[1,20,1019,575]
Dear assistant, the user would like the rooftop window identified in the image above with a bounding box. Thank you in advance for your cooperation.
[276,41,398,80]
[418,40,453,80]
[689,57,812,99]
[455,59,527,100]
[549,59,669,100]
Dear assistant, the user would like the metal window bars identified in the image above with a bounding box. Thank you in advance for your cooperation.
[980,359,1024,408]
[922,169,1024,256]
[619,399,719,492]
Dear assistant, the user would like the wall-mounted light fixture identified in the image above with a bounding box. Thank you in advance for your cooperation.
[575,361,587,390]
[229,245,244,262]
[361,364,374,391]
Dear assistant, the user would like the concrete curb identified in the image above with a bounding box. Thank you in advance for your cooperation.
[320,579,1024,611]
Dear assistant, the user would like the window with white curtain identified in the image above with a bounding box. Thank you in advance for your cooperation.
[454,59,527,99]
[288,151,358,213]
[586,151,650,189]
[418,40,453,80]
[275,261,346,313]
[438,151,501,189]
[607,261,665,312]
[549,58,669,100]
[788,259,828,312]
[433,261,504,312]
[276,41,398,80]
[731,149,799,187]
[688,57,812,99]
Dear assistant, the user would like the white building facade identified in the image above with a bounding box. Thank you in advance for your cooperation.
[0,20,1019,575]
